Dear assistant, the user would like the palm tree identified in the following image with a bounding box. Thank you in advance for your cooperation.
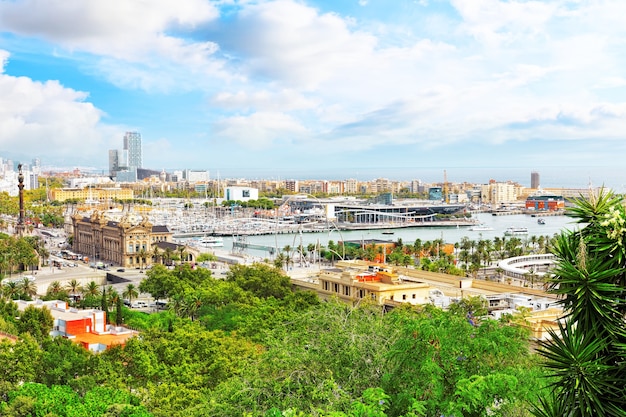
[137,249,148,270]
[307,243,316,264]
[20,277,38,299]
[122,283,139,304]
[82,281,101,298]
[170,294,185,316]
[65,279,82,301]
[177,246,187,265]
[182,293,202,321]
[2,281,20,300]
[163,247,174,266]
[274,252,286,270]
[151,245,161,265]
[47,281,63,296]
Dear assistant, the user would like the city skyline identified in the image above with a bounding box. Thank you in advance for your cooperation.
[1,1,626,186]
[1,151,620,192]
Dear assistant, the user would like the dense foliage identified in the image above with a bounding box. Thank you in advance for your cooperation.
[0,261,549,416]
[0,233,48,289]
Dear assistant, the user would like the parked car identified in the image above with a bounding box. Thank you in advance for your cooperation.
[131,301,148,309]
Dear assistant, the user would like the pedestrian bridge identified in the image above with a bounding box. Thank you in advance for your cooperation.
[497,254,556,280]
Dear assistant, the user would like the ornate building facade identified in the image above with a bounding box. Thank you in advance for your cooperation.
[71,211,177,268]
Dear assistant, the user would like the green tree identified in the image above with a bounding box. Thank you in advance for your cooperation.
[226,264,292,299]
[0,334,41,388]
[152,244,161,265]
[123,283,139,304]
[83,280,101,298]
[196,252,217,263]
[37,337,92,386]
[16,305,53,343]
[116,295,123,326]
[65,279,83,301]
[18,277,37,300]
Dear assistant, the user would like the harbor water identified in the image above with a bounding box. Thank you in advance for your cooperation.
[216,212,579,258]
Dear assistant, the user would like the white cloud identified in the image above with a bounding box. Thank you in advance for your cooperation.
[0,0,218,57]
[3,0,626,171]
[225,0,379,89]
[212,89,318,112]
[0,0,225,92]
[451,0,557,46]
[0,50,119,164]
[212,111,309,148]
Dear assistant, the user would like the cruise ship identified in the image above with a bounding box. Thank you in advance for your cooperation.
[504,227,529,236]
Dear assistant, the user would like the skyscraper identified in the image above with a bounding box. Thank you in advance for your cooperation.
[124,131,142,170]
[108,149,121,177]
[531,171,540,189]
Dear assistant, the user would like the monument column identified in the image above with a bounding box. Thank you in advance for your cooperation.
[16,163,25,236]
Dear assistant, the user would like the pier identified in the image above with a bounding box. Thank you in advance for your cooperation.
[232,239,276,254]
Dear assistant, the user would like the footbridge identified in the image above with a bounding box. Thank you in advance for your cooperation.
[497,254,556,280]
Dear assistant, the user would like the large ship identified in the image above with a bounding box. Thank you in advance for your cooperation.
[504,226,529,236]
[199,236,224,247]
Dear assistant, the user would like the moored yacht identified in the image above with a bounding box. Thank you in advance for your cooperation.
[200,236,224,247]
[468,224,494,231]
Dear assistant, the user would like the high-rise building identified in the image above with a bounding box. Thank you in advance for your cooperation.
[124,131,142,169]
[284,180,299,193]
[108,149,121,177]
[531,171,540,189]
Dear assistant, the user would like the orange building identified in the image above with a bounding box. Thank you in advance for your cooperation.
[15,300,137,352]
[525,195,565,211]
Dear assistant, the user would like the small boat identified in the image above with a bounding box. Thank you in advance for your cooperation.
[504,227,529,236]
[382,231,394,235]
[468,224,494,231]
[537,218,546,225]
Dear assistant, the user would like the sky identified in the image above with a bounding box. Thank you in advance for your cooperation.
[1,0,626,189]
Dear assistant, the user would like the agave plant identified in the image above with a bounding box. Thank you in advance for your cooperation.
[535,189,626,417]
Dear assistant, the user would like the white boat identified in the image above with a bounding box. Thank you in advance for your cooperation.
[504,227,528,236]
[537,218,546,225]
[468,224,494,231]
[200,236,224,247]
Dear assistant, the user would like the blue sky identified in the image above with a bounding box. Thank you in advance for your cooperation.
[1,0,626,187]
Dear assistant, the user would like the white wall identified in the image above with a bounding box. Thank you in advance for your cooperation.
[225,186,259,202]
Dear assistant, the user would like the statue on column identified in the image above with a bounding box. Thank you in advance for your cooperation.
[16,163,25,236]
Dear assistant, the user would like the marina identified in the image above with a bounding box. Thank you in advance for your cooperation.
[180,212,577,259]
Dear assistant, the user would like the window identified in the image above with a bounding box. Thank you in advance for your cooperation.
[402,294,407,300]
[128,244,133,253]
[412,294,416,299]
[334,283,339,293]
[344,286,350,296]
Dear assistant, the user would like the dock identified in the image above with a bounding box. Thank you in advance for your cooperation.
[232,240,276,254]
